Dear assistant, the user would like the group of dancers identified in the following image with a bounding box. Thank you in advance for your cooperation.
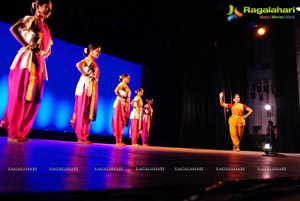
[0,0,154,146]
[111,77,154,146]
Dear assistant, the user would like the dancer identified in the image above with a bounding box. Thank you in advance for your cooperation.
[0,0,53,142]
[129,88,144,146]
[70,43,101,144]
[141,97,154,146]
[112,73,131,146]
[219,92,253,151]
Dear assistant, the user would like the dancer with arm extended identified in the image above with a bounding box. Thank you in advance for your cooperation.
[219,92,253,151]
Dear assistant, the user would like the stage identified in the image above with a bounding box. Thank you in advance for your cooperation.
[1,134,300,200]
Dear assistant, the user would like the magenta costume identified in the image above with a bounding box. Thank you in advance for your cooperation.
[141,103,153,145]
[1,15,52,140]
[112,84,131,144]
[70,58,99,141]
[129,95,143,145]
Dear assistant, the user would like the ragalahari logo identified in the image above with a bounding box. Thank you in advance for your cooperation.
[227,5,244,22]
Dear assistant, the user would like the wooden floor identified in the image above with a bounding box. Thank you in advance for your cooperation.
[1,135,300,200]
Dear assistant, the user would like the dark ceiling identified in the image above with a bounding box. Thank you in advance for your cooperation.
[0,0,197,65]
[49,0,186,64]
[0,0,232,66]
[1,0,294,66]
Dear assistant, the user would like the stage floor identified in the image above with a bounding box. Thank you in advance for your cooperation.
[1,136,300,200]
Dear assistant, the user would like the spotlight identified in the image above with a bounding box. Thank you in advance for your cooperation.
[264,104,271,111]
[257,27,266,36]
[263,143,272,155]
[254,25,269,38]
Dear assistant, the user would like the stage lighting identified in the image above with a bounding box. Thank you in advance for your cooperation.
[264,104,271,111]
[257,27,266,36]
[254,25,269,38]
[264,143,272,155]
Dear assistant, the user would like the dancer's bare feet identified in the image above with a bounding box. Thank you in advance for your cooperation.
[7,137,30,143]
[77,140,93,144]
[115,142,126,146]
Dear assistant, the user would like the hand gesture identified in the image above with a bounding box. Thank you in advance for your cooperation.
[219,92,224,99]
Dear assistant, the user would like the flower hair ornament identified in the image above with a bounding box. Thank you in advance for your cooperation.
[84,47,88,54]
[32,2,36,9]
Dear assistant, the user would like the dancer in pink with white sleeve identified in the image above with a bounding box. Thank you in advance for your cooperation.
[141,97,154,146]
[0,0,53,142]
[112,73,131,146]
[70,43,101,144]
[129,88,144,146]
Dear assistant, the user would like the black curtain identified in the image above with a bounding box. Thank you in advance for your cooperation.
[144,3,300,153]
[178,17,254,150]
[145,5,255,150]
[141,45,184,147]
[271,21,300,153]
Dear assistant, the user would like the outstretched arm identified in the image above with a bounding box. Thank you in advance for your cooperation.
[219,92,228,108]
